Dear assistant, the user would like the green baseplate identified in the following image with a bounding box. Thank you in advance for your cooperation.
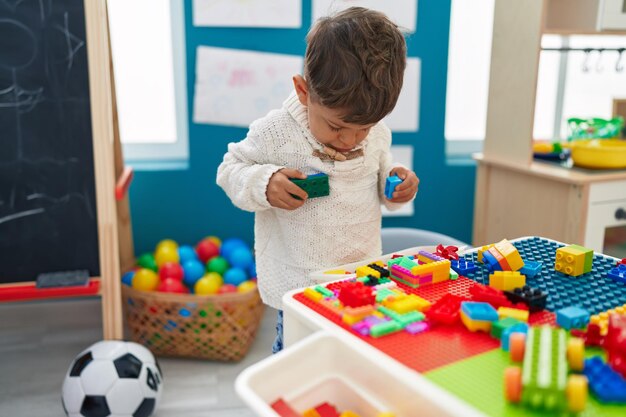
[425,347,623,417]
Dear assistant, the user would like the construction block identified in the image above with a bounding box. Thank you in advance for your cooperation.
[370,320,403,337]
[504,286,548,312]
[584,356,626,403]
[342,305,375,325]
[383,294,431,313]
[477,244,495,263]
[290,172,329,199]
[271,398,301,417]
[519,260,543,278]
[450,258,478,276]
[356,265,381,278]
[377,306,424,326]
[405,321,429,334]
[427,294,465,325]
[313,402,340,417]
[337,282,375,308]
[469,283,527,310]
[497,306,529,322]
[481,250,502,272]
[501,322,528,351]
[417,250,445,264]
[589,303,626,336]
[410,260,451,284]
[608,264,626,284]
[556,306,590,330]
[303,409,322,417]
[314,285,334,297]
[489,270,526,291]
[493,239,525,271]
[554,244,593,277]
[491,317,523,340]
[303,287,323,302]
[487,246,511,271]
[450,269,459,280]
[367,262,390,278]
[384,175,403,199]
[461,301,499,322]
[460,309,493,332]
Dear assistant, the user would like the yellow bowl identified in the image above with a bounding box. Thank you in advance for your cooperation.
[571,139,626,169]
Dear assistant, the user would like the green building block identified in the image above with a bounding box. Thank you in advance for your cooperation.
[450,269,459,280]
[370,320,403,337]
[375,287,396,303]
[491,317,522,339]
[290,173,329,199]
[314,285,333,297]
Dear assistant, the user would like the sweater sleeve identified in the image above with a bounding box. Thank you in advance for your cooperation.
[216,126,285,213]
[377,123,410,211]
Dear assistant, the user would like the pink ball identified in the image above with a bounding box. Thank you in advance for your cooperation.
[157,278,189,293]
[218,284,238,294]
[196,239,220,263]
[159,262,184,281]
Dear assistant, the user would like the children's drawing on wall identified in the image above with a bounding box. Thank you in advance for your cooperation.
[193,46,303,128]
[312,0,418,32]
[385,58,420,132]
[192,0,302,28]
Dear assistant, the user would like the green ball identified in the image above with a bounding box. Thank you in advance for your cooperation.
[207,256,229,275]
[137,253,158,272]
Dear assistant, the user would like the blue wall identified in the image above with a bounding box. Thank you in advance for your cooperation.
[129,0,477,254]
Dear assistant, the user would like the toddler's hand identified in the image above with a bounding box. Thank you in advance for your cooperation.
[388,167,419,203]
[266,168,308,210]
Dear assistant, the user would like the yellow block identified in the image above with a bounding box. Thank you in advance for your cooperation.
[477,244,495,263]
[460,310,492,332]
[498,307,529,322]
[356,265,380,278]
[303,287,323,302]
[303,410,321,417]
[489,271,526,291]
[494,239,525,271]
[554,247,586,276]
[342,305,375,325]
[384,294,431,313]
[410,260,451,283]
[340,412,362,417]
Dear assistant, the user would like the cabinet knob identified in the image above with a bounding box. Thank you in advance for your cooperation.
[617,208,626,221]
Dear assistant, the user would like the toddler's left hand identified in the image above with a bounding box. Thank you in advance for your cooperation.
[388,167,419,203]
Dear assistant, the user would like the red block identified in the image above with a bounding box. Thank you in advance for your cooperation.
[271,398,300,417]
[337,281,375,308]
[314,402,340,417]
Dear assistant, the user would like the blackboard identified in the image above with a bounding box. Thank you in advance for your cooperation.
[0,0,100,284]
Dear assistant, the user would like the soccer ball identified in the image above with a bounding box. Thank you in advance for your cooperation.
[62,340,163,417]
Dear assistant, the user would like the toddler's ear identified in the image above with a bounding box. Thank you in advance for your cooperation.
[293,75,309,106]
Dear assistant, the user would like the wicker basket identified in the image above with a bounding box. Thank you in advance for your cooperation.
[122,285,265,361]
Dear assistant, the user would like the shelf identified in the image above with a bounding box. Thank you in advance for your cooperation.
[543,0,626,35]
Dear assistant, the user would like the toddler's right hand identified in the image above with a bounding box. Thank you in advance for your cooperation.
[266,168,308,210]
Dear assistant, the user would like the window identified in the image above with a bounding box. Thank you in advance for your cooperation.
[444,0,494,156]
[107,0,188,164]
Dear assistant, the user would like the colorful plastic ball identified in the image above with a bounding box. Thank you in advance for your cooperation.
[223,267,248,286]
[132,268,160,291]
[206,236,221,247]
[248,261,256,278]
[228,246,253,269]
[178,245,198,264]
[137,253,158,272]
[182,259,205,287]
[156,239,178,253]
[157,277,188,294]
[121,270,136,286]
[194,272,223,295]
[218,284,238,294]
[237,280,257,293]
[220,238,248,259]
[159,262,184,281]
[155,245,180,267]
[206,256,229,275]
[195,239,220,263]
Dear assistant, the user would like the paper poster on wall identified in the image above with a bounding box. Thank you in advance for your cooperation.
[384,58,420,132]
[312,0,417,32]
[382,145,414,217]
[192,0,302,28]
[193,46,303,127]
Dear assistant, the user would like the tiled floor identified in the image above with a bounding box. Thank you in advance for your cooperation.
[0,298,276,417]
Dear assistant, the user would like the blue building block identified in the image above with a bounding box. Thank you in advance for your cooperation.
[450,258,478,276]
[501,322,529,351]
[608,264,626,284]
[481,250,502,272]
[519,260,543,278]
[556,306,590,329]
[460,301,498,322]
[384,175,403,199]
[584,356,626,403]
[460,237,625,315]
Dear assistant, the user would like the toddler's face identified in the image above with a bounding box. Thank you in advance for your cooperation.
[305,100,374,152]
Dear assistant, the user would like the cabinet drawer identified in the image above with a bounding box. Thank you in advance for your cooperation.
[589,180,626,204]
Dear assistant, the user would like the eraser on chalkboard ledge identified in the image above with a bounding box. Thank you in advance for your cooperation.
[36,270,90,288]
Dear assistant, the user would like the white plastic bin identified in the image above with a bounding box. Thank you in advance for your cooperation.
[235,331,486,417]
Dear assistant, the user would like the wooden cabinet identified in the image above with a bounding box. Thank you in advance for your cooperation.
[473,0,626,256]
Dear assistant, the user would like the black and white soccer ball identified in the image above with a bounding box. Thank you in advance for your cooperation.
[62,340,163,417]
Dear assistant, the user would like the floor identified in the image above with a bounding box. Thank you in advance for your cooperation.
[0,298,277,417]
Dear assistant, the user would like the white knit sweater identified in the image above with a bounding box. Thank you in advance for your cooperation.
[216,92,406,309]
